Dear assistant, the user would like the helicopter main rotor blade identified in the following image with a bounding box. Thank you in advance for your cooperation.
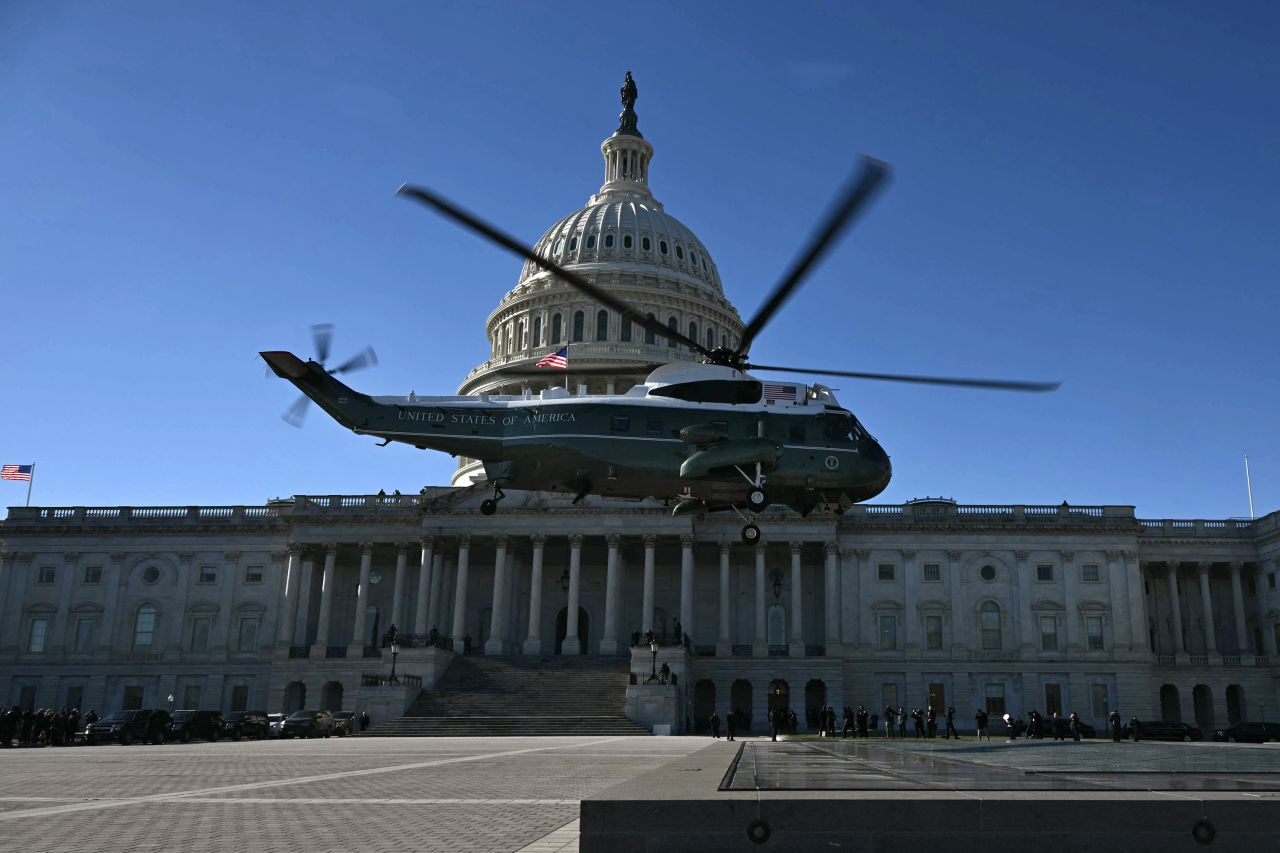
[329,346,378,375]
[281,394,312,428]
[745,363,1061,392]
[736,157,891,359]
[311,323,334,365]
[396,184,713,357]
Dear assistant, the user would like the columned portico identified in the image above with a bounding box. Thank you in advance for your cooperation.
[277,544,302,645]
[679,535,694,643]
[485,535,510,654]
[293,551,315,647]
[562,535,583,655]
[1197,563,1217,654]
[600,535,622,654]
[717,542,731,657]
[1167,561,1185,654]
[788,542,804,657]
[523,535,545,654]
[311,544,337,654]
[414,537,433,634]
[824,541,840,655]
[753,544,767,656]
[451,536,471,651]
[350,542,373,653]
[641,535,656,635]
[391,544,408,632]
[1230,562,1248,654]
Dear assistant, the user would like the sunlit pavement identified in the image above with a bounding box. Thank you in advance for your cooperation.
[0,736,711,853]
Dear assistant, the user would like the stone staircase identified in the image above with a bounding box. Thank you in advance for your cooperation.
[362,654,651,737]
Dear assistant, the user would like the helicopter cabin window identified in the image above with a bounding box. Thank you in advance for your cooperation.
[645,419,663,436]
[688,322,697,349]
[675,245,684,260]
[822,414,856,442]
[623,234,633,249]
[532,316,542,347]
[596,310,608,341]
[620,316,632,342]
[572,311,585,342]
[642,236,651,251]
[645,314,656,345]
[659,239,668,255]
[667,316,678,347]
[586,234,596,249]
[604,233,614,249]
[610,416,630,432]
[551,314,562,344]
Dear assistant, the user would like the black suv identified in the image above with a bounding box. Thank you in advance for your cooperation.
[1212,722,1280,743]
[281,710,334,739]
[85,709,172,745]
[224,711,270,741]
[1123,720,1203,742]
[170,710,225,743]
[1047,718,1097,739]
[331,711,356,737]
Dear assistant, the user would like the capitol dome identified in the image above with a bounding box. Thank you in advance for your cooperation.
[453,75,745,485]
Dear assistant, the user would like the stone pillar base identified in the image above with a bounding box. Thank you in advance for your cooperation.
[562,637,581,656]
[599,638,620,655]
[523,638,542,655]
[484,638,507,655]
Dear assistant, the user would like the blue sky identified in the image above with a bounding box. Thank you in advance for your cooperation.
[1,1,1276,518]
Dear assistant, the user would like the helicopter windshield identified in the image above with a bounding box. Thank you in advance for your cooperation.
[809,384,841,407]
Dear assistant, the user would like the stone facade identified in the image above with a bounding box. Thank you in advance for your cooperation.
[2,493,1277,734]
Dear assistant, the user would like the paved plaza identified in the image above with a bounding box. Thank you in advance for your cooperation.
[0,735,707,853]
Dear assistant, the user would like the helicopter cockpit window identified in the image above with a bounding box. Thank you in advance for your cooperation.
[821,414,858,443]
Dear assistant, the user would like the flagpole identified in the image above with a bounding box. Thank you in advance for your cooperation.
[24,462,35,507]
[1244,454,1255,520]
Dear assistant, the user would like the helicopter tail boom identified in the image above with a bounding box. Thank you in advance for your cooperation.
[261,350,371,429]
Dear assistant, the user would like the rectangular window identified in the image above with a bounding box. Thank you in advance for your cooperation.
[1044,683,1062,716]
[65,685,84,710]
[74,618,96,653]
[198,566,217,584]
[609,415,630,432]
[1082,563,1101,582]
[230,685,249,713]
[122,686,144,710]
[1086,615,1104,650]
[877,563,895,582]
[925,614,943,650]
[923,563,941,582]
[927,682,946,711]
[28,618,48,653]
[881,683,899,708]
[83,566,102,584]
[237,617,259,652]
[878,615,897,650]
[984,683,1006,716]
[1040,616,1058,651]
[244,565,264,584]
[37,566,55,584]
[1036,564,1054,582]
[1091,684,1110,718]
[182,685,202,710]
[190,617,211,653]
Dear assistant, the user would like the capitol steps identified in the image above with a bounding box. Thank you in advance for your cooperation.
[362,654,651,737]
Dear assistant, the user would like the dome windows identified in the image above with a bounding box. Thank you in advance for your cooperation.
[533,316,543,348]
[604,234,615,249]
[676,245,684,261]
[688,321,697,349]
[706,327,715,350]
[568,236,578,251]
[621,316,632,342]
[667,316,678,348]
[642,236,651,252]
[659,240,669,255]
[553,238,565,254]
[623,234,633,250]
[691,251,698,266]
[572,311,585,342]
[586,234,596,249]
[551,314,563,344]
[645,313,656,345]
[596,310,608,341]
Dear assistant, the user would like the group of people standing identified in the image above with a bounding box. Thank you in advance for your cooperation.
[0,706,98,747]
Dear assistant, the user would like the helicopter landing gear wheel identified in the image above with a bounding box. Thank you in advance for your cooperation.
[747,488,769,511]
[480,499,497,516]
[741,523,761,545]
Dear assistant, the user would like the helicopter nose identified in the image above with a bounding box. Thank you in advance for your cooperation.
[871,444,892,483]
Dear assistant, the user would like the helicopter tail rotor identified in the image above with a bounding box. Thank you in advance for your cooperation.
[268,325,379,427]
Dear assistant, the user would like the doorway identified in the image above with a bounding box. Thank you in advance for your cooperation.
[693,680,716,734]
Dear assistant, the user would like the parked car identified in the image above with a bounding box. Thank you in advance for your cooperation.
[1121,720,1203,742]
[1048,718,1097,739]
[84,709,172,746]
[1212,722,1280,743]
[331,711,356,737]
[281,710,334,739]
[224,711,270,741]
[170,710,225,743]
[267,713,286,738]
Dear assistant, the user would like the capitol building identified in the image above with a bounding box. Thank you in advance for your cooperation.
[3,80,1278,735]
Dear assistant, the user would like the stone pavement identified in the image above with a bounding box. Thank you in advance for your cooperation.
[0,735,707,852]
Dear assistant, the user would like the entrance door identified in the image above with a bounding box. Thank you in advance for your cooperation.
[693,680,716,734]
[554,607,589,655]
[768,679,790,723]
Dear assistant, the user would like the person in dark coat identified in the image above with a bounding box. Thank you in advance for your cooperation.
[856,705,869,738]
[1051,712,1065,740]
[769,708,779,742]
[1108,709,1122,743]
[975,708,989,741]
[710,710,721,739]
[945,706,959,739]
[788,709,798,735]
[726,708,737,741]
[897,706,907,738]
[883,706,895,738]
[1068,712,1081,742]
[1130,716,1142,742]
[925,707,937,738]
[912,708,925,738]
[360,710,370,731]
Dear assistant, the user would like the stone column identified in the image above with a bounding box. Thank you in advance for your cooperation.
[50,554,77,653]
[524,535,545,654]
[450,536,471,651]
[753,544,767,656]
[391,545,408,632]
[947,550,965,653]
[1229,563,1249,654]
[1105,550,1131,652]
[641,535,656,634]
[293,552,315,647]
[1124,552,1147,654]
[1061,551,1078,651]
[563,535,583,655]
[902,549,918,653]
[824,541,840,655]
[101,554,123,653]
[679,534,694,645]
[1197,563,1217,654]
[350,543,373,650]
[168,553,194,652]
[277,545,303,645]
[717,542,732,657]
[428,552,444,630]
[600,535,622,654]
[213,551,238,654]
[414,538,433,635]
[486,536,510,655]
[1014,551,1033,651]
[851,549,869,649]
[1167,562,1185,654]
[788,542,805,657]
[312,544,338,652]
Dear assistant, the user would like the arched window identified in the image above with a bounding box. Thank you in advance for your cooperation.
[568,235,578,251]
[659,239,668,255]
[691,251,699,266]
[623,234,633,249]
[532,316,542,348]
[551,314,562,344]
[596,309,608,341]
[980,602,1002,650]
[676,245,684,260]
[688,322,697,350]
[667,316,678,348]
[134,604,156,650]
[553,238,564,254]
[706,327,715,349]
[572,311,585,342]
[586,234,596,249]
[645,313,656,345]
[519,321,528,351]
[642,236,651,252]
[620,316,632,342]
[604,233,614,249]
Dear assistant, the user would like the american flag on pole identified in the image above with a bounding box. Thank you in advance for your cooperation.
[1,464,33,481]
[762,383,797,402]
[535,347,568,369]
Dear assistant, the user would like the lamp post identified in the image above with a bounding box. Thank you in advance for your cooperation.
[649,639,659,683]
[389,640,400,684]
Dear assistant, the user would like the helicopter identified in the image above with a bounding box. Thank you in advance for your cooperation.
[262,157,1059,544]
